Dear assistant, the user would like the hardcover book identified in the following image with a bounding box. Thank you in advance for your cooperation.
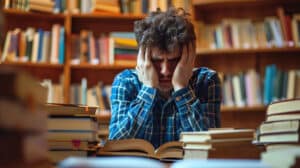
[97,139,183,160]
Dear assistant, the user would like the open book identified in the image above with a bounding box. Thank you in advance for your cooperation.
[97,139,183,160]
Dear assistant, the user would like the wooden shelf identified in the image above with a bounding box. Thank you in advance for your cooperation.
[0,62,64,68]
[221,105,267,113]
[71,13,144,33]
[196,47,300,55]
[71,13,145,19]
[192,0,300,24]
[3,9,66,19]
[71,64,135,70]
[193,0,299,7]
[0,62,64,83]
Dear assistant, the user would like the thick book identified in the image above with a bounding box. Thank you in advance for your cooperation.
[0,100,47,132]
[257,131,300,144]
[180,129,254,143]
[266,113,300,122]
[265,143,300,152]
[48,116,97,131]
[97,139,183,160]
[258,120,300,135]
[183,141,261,159]
[48,130,98,141]
[266,99,300,116]
[48,140,98,151]
[0,67,47,104]
[0,131,48,164]
[45,103,98,116]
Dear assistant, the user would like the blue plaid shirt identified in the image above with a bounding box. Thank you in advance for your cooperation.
[109,67,221,148]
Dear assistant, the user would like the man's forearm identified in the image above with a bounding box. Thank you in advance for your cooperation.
[173,86,221,131]
[109,85,157,140]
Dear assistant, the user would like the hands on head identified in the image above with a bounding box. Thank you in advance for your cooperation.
[136,42,195,91]
[136,47,159,88]
[172,42,196,91]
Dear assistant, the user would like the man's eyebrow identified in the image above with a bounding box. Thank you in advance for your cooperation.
[151,56,163,60]
[167,56,181,61]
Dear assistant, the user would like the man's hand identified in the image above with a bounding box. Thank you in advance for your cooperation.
[136,47,159,88]
[172,42,196,91]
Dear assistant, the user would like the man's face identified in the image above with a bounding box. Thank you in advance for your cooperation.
[151,47,181,92]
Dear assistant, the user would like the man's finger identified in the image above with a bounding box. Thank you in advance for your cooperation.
[188,42,196,65]
[137,46,145,65]
[145,47,151,64]
[180,45,188,64]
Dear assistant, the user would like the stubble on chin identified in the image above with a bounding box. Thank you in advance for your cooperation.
[158,85,173,98]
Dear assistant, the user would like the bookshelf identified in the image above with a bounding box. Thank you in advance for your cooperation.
[1,0,300,129]
[1,5,140,103]
[192,0,300,128]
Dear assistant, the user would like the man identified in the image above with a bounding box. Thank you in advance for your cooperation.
[109,8,221,148]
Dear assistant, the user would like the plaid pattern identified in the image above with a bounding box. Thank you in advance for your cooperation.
[109,67,222,148]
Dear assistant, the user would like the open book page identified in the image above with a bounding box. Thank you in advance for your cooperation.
[97,139,183,160]
[155,141,183,160]
[97,139,156,158]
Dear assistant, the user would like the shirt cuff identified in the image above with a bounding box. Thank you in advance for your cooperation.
[172,86,196,107]
[137,85,157,104]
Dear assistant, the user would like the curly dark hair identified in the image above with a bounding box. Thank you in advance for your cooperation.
[134,7,196,53]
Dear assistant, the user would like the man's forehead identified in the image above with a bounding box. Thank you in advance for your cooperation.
[151,47,180,59]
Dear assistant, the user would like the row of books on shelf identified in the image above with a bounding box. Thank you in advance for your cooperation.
[71,30,137,65]
[220,66,300,107]
[4,0,67,13]
[1,25,65,64]
[196,8,300,50]
[67,0,190,15]
[41,78,64,104]
[38,65,299,108]
[40,77,112,111]
[4,0,190,15]
[69,78,112,111]
[254,99,300,168]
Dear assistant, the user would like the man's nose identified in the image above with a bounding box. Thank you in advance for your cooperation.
[160,60,170,76]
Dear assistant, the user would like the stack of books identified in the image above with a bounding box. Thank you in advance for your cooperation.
[180,128,261,159]
[95,111,111,146]
[45,103,99,163]
[254,99,300,168]
[110,32,138,66]
[0,67,49,167]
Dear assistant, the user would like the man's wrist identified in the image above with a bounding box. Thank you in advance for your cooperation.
[173,83,188,91]
[173,85,184,91]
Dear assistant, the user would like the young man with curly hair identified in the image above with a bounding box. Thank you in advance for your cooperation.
[109,8,221,148]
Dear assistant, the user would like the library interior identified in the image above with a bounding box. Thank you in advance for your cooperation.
[0,0,300,168]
